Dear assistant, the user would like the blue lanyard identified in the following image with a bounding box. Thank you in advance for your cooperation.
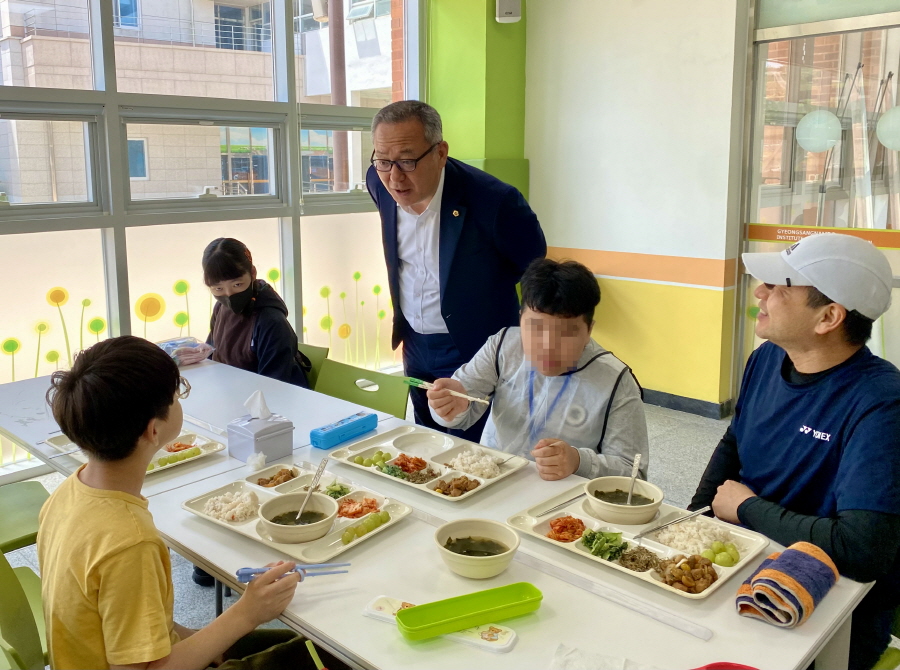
[527,370,572,445]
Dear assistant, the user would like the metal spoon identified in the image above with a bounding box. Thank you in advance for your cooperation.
[625,453,642,505]
[295,458,329,522]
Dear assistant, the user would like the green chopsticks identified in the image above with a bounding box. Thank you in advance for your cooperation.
[403,377,490,405]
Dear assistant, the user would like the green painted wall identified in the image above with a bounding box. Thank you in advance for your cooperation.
[427,0,529,196]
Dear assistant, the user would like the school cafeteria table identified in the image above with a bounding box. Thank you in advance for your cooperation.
[0,366,871,669]
[0,361,393,496]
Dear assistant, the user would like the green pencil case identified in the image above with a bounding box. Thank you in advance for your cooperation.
[395,582,542,641]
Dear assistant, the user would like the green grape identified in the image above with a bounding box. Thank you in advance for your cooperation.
[354,455,365,465]
[341,530,355,545]
[726,545,740,562]
[363,516,380,531]
[147,463,155,471]
[378,510,391,524]
[373,450,383,459]
[355,525,368,537]
[190,447,201,457]
[363,458,373,467]
[158,457,169,467]
[710,541,726,555]
[714,552,735,568]
[700,549,716,562]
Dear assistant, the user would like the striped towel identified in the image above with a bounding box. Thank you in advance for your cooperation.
[735,542,839,628]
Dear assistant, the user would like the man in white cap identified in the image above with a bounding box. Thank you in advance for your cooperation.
[689,233,900,670]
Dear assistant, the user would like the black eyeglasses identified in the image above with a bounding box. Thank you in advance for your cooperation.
[370,143,439,173]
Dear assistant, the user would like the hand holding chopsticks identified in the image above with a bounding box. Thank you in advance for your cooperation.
[236,562,350,583]
[404,377,490,405]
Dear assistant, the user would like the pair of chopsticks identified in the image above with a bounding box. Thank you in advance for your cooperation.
[235,562,350,583]
[403,377,490,405]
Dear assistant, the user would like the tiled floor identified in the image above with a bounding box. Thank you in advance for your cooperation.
[7,403,729,631]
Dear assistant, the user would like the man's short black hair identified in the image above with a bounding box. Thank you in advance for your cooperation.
[520,258,600,326]
[806,286,874,347]
[46,336,181,462]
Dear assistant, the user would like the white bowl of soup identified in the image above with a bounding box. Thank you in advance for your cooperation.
[584,476,664,525]
[434,518,520,579]
[258,492,338,544]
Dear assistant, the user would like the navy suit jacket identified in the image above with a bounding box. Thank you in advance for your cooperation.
[366,157,546,362]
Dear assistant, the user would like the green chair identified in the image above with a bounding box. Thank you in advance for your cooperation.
[0,552,44,670]
[0,482,49,554]
[298,343,329,390]
[315,359,409,420]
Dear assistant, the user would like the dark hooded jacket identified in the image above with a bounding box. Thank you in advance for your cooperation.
[207,280,310,388]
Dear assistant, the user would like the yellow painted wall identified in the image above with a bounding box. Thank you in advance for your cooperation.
[591,278,735,404]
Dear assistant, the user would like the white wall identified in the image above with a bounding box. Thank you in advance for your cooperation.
[525,0,749,261]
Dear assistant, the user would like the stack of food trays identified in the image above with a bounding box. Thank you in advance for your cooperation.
[506,485,769,599]
[329,426,528,502]
[44,431,225,473]
[182,461,412,563]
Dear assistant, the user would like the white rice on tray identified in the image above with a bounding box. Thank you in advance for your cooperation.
[446,449,501,479]
[203,490,259,523]
[654,517,741,555]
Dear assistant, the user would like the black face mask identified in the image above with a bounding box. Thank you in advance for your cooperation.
[215,282,255,315]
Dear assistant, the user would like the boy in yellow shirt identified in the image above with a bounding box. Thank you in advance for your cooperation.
[37,336,338,670]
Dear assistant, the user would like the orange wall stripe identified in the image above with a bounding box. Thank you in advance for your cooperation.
[548,247,737,289]
[747,223,900,249]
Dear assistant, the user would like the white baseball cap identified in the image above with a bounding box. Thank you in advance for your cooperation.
[742,233,893,320]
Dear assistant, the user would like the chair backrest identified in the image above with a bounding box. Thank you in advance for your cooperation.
[298,343,329,390]
[315,359,409,420]
[0,553,43,670]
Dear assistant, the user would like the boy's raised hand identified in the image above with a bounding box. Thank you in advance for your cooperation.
[234,561,300,627]
[426,378,470,421]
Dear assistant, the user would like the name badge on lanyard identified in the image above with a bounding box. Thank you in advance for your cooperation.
[526,370,572,446]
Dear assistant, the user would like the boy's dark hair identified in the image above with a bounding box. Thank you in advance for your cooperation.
[202,237,254,286]
[806,286,874,346]
[520,258,601,326]
[46,336,181,462]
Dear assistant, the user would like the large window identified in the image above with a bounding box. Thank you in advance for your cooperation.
[0,0,419,398]
[741,25,900,375]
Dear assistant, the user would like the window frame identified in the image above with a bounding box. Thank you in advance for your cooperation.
[0,0,423,342]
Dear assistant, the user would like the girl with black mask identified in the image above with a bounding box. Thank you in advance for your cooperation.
[203,237,310,389]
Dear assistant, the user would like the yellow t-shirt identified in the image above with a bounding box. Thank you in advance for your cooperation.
[37,466,179,669]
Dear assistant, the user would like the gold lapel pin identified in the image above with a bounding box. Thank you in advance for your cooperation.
[452,210,459,217]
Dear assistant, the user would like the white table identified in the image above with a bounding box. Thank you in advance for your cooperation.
[0,362,394,497]
[0,370,870,670]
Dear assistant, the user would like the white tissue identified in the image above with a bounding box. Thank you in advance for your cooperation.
[247,451,267,471]
[244,390,272,420]
[549,644,663,670]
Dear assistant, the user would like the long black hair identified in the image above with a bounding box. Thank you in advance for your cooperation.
[202,238,254,286]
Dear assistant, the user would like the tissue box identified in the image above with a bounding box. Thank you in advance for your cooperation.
[226,414,294,463]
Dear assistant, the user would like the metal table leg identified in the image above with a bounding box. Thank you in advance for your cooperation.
[215,580,223,617]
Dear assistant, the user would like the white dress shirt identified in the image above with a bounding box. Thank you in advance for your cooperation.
[396,168,448,334]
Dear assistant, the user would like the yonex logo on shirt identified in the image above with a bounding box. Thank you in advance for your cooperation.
[799,425,831,441]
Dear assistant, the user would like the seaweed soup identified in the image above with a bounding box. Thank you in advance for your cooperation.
[270,510,326,526]
[593,488,655,506]
[444,536,509,556]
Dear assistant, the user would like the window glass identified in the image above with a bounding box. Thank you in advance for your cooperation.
[115,0,140,29]
[301,211,394,369]
[0,0,92,89]
[0,119,91,204]
[301,128,370,193]
[125,124,275,199]
[0,229,107,384]
[125,219,281,342]
[294,0,399,106]
[127,139,148,179]
[749,28,900,228]
[114,1,274,100]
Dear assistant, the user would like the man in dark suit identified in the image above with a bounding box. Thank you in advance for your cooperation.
[366,100,546,442]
